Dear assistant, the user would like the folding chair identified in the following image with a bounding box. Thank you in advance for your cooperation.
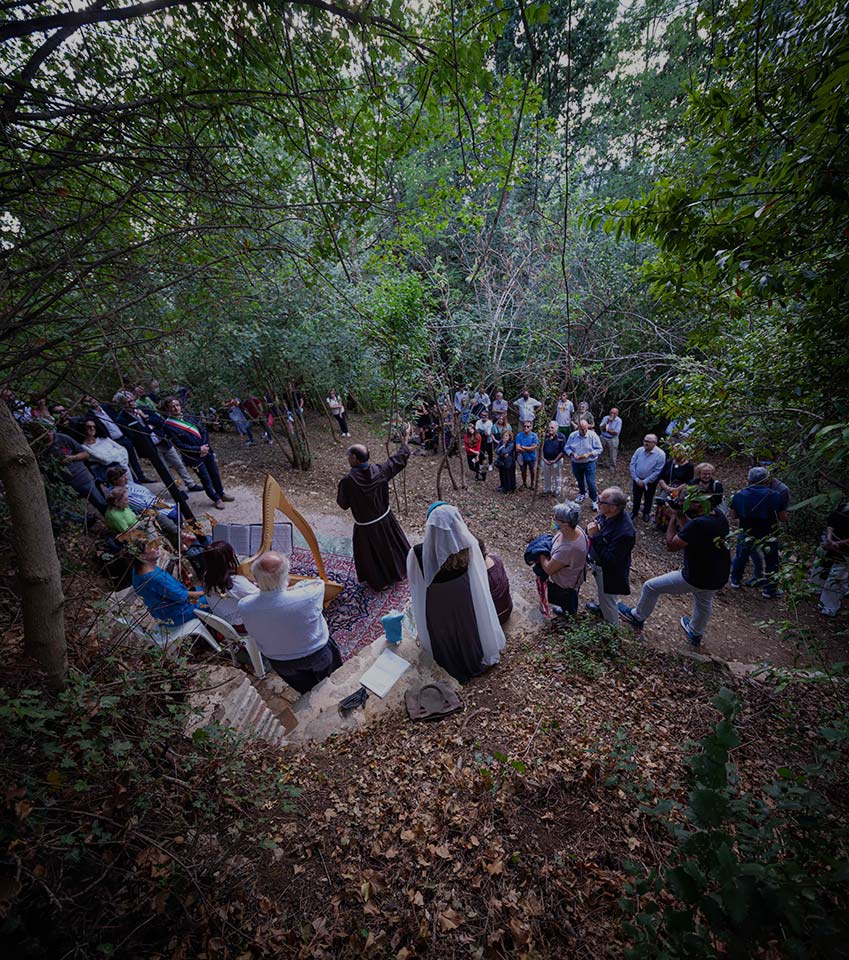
[192,609,266,678]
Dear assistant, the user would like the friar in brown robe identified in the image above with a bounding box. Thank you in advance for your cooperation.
[337,428,412,590]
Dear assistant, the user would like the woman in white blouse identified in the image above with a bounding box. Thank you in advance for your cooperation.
[200,541,259,628]
[80,418,130,467]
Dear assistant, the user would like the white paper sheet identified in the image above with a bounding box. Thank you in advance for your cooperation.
[212,522,293,557]
[359,648,411,698]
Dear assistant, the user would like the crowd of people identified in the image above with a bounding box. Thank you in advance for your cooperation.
[5,378,847,702]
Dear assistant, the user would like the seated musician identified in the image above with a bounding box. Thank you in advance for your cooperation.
[237,552,341,695]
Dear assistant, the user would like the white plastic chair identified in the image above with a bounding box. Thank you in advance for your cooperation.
[192,609,266,678]
[154,617,222,655]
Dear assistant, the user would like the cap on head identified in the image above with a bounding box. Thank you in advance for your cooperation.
[748,466,769,484]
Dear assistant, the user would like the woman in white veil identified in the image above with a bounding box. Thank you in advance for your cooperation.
[406,502,506,683]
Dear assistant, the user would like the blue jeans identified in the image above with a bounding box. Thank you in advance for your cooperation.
[194,452,225,501]
[732,532,780,594]
[571,460,597,500]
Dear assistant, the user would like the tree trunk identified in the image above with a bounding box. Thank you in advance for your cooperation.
[0,403,67,689]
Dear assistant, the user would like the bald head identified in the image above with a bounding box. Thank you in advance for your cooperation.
[252,551,289,591]
[347,444,369,466]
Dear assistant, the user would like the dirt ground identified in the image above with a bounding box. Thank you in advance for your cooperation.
[207,409,847,670]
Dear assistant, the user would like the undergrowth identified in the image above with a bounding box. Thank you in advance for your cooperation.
[535,618,625,678]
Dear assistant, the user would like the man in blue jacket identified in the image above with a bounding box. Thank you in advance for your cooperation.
[160,397,234,510]
[729,467,788,597]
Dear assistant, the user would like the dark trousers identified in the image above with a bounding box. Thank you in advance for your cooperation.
[69,476,107,515]
[631,480,658,518]
[333,412,349,434]
[547,580,579,615]
[267,638,342,695]
[732,532,780,594]
[498,464,516,492]
[481,437,494,466]
[114,435,147,482]
[194,453,225,501]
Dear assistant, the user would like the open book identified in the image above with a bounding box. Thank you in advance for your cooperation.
[212,521,293,558]
[359,648,411,698]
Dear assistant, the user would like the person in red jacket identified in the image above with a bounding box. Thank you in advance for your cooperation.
[463,424,484,481]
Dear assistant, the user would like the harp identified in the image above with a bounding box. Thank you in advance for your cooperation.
[238,474,344,606]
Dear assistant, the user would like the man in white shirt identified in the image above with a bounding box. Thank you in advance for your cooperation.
[490,391,509,417]
[475,408,495,471]
[599,407,623,469]
[629,434,666,522]
[555,392,575,436]
[513,390,543,423]
[238,552,341,694]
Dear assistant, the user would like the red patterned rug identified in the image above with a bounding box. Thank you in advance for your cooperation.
[288,547,410,661]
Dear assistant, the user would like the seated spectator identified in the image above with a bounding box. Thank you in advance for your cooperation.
[201,541,260,627]
[691,462,724,510]
[160,396,234,510]
[477,538,513,625]
[537,501,589,616]
[39,424,106,515]
[810,501,849,618]
[586,487,636,624]
[132,542,204,625]
[226,399,255,445]
[238,552,341,694]
[84,395,151,482]
[654,446,695,530]
[76,417,130,472]
[25,396,54,426]
[619,490,730,646]
[105,464,182,548]
[104,487,139,534]
[629,434,666,523]
[463,424,484,480]
[729,466,788,597]
[516,420,540,488]
[407,503,505,683]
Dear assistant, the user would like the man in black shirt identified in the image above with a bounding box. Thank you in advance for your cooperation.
[619,492,730,646]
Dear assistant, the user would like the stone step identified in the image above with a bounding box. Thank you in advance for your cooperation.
[186,665,288,747]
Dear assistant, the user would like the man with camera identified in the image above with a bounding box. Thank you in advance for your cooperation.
[618,488,730,646]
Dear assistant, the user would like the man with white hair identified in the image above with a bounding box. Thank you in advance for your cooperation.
[629,434,666,522]
[237,552,341,694]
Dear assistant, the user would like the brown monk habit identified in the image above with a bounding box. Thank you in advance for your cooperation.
[337,443,411,590]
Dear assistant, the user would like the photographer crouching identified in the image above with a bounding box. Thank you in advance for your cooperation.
[618,488,731,647]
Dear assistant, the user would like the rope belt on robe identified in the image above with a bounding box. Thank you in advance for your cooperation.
[352,505,391,526]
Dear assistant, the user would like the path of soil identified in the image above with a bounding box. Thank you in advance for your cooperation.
[197,410,847,670]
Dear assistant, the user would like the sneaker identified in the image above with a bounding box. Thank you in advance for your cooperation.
[549,604,564,616]
[220,494,235,502]
[575,493,586,503]
[680,615,702,647]
[187,484,204,492]
[212,501,225,510]
[586,602,602,616]
[591,501,599,512]
[246,441,256,446]
[617,602,644,629]
[817,604,838,618]
[729,579,741,589]
[745,577,761,587]
[761,588,784,599]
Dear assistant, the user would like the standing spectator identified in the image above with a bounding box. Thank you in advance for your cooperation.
[463,424,484,480]
[491,391,509,418]
[226,399,256,445]
[537,501,589,616]
[84,395,152,483]
[40,425,107,515]
[586,487,636,624]
[326,390,350,437]
[243,395,274,443]
[599,407,623,469]
[472,387,491,415]
[810,501,849,618]
[564,419,602,509]
[629,434,666,523]
[654,446,695,530]
[513,390,543,424]
[495,426,516,493]
[133,383,157,411]
[515,420,540,489]
[619,492,731,646]
[475,409,495,472]
[161,397,235,510]
[541,421,566,496]
[691,462,724,510]
[555,392,575,437]
[572,401,595,429]
[729,467,788,597]
[454,386,470,423]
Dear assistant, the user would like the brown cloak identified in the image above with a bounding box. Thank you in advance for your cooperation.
[337,443,411,590]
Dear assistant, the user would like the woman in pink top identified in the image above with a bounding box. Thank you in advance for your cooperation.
[537,500,589,615]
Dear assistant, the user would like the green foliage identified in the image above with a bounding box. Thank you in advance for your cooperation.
[0,657,299,957]
[537,618,624,678]
[621,688,849,958]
